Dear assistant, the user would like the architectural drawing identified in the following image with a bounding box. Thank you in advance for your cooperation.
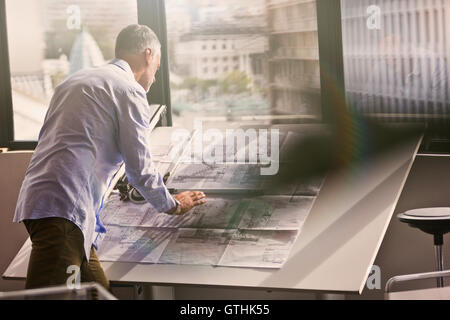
[97,226,299,268]
[101,193,317,230]
[261,167,326,196]
[159,229,235,265]
[96,226,175,264]
[237,196,315,230]
[96,126,326,269]
[97,192,319,268]
[218,230,299,268]
[167,162,264,191]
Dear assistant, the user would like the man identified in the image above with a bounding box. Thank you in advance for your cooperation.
[13,24,206,290]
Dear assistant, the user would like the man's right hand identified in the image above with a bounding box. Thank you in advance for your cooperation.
[166,191,206,215]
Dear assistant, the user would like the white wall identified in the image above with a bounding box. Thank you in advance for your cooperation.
[0,152,33,292]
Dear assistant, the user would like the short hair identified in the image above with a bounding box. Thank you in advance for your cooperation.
[115,24,161,58]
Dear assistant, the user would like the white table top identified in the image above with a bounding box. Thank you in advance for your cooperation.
[3,126,422,294]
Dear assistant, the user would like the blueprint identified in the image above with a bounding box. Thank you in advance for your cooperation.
[293,175,325,196]
[166,162,265,191]
[237,196,315,230]
[100,192,242,229]
[218,230,298,268]
[168,159,325,197]
[261,166,326,196]
[159,229,234,265]
[97,192,318,268]
[166,161,325,196]
[97,226,299,268]
[181,130,288,165]
[96,226,175,264]
[96,127,325,269]
[100,192,315,231]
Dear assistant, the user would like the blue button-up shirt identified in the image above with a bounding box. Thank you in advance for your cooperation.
[14,59,176,260]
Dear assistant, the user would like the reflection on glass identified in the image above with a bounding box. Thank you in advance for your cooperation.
[341,0,450,121]
[6,0,138,140]
[166,0,321,129]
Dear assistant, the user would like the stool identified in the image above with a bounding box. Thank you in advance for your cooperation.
[398,208,450,288]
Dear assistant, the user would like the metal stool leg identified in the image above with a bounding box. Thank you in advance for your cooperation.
[434,234,445,288]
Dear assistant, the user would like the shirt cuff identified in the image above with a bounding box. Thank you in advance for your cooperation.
[152,188,176,213]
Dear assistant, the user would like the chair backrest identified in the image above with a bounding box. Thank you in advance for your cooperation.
[386,270,450,300]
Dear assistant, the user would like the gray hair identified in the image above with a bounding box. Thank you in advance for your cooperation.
[115,24,161,58]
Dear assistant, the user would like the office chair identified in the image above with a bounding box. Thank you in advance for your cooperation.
[386,270,450,300]
[394,208,450,288]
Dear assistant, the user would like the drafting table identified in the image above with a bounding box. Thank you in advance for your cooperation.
[3,124,423,295]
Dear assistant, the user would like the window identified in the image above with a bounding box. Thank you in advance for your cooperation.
[166,0,321,130]
[1,0,331,147]
[4,0,138,141]
[341,0,450,121]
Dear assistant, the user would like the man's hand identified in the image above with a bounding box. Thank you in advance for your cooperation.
[166,191,206,215]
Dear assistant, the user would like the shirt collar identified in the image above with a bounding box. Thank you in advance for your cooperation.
[109,58,135,82]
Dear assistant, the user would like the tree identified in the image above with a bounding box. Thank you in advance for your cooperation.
[178,78,218,98]
[218,71,251,95]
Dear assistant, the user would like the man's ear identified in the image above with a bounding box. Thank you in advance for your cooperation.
[145,48,153,65]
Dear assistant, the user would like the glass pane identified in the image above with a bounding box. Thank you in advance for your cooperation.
[341,0,450,121]
[5,0,138,140]
[166,0,321,130]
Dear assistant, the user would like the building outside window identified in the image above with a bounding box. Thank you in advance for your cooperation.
[167,0,321,130]
[5,0,322,139]
[341,0,450,121]
[5,1,448,143]
[5,0,137,141]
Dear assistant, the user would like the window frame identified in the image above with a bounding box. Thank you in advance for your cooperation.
[0,0,346,150]
[316,0,346,124]
[137,0,173,127]
[0,0,14,149]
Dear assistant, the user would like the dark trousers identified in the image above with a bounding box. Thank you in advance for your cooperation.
[23,217,110,291]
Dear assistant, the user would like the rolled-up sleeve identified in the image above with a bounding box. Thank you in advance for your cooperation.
[115,88,176,213]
